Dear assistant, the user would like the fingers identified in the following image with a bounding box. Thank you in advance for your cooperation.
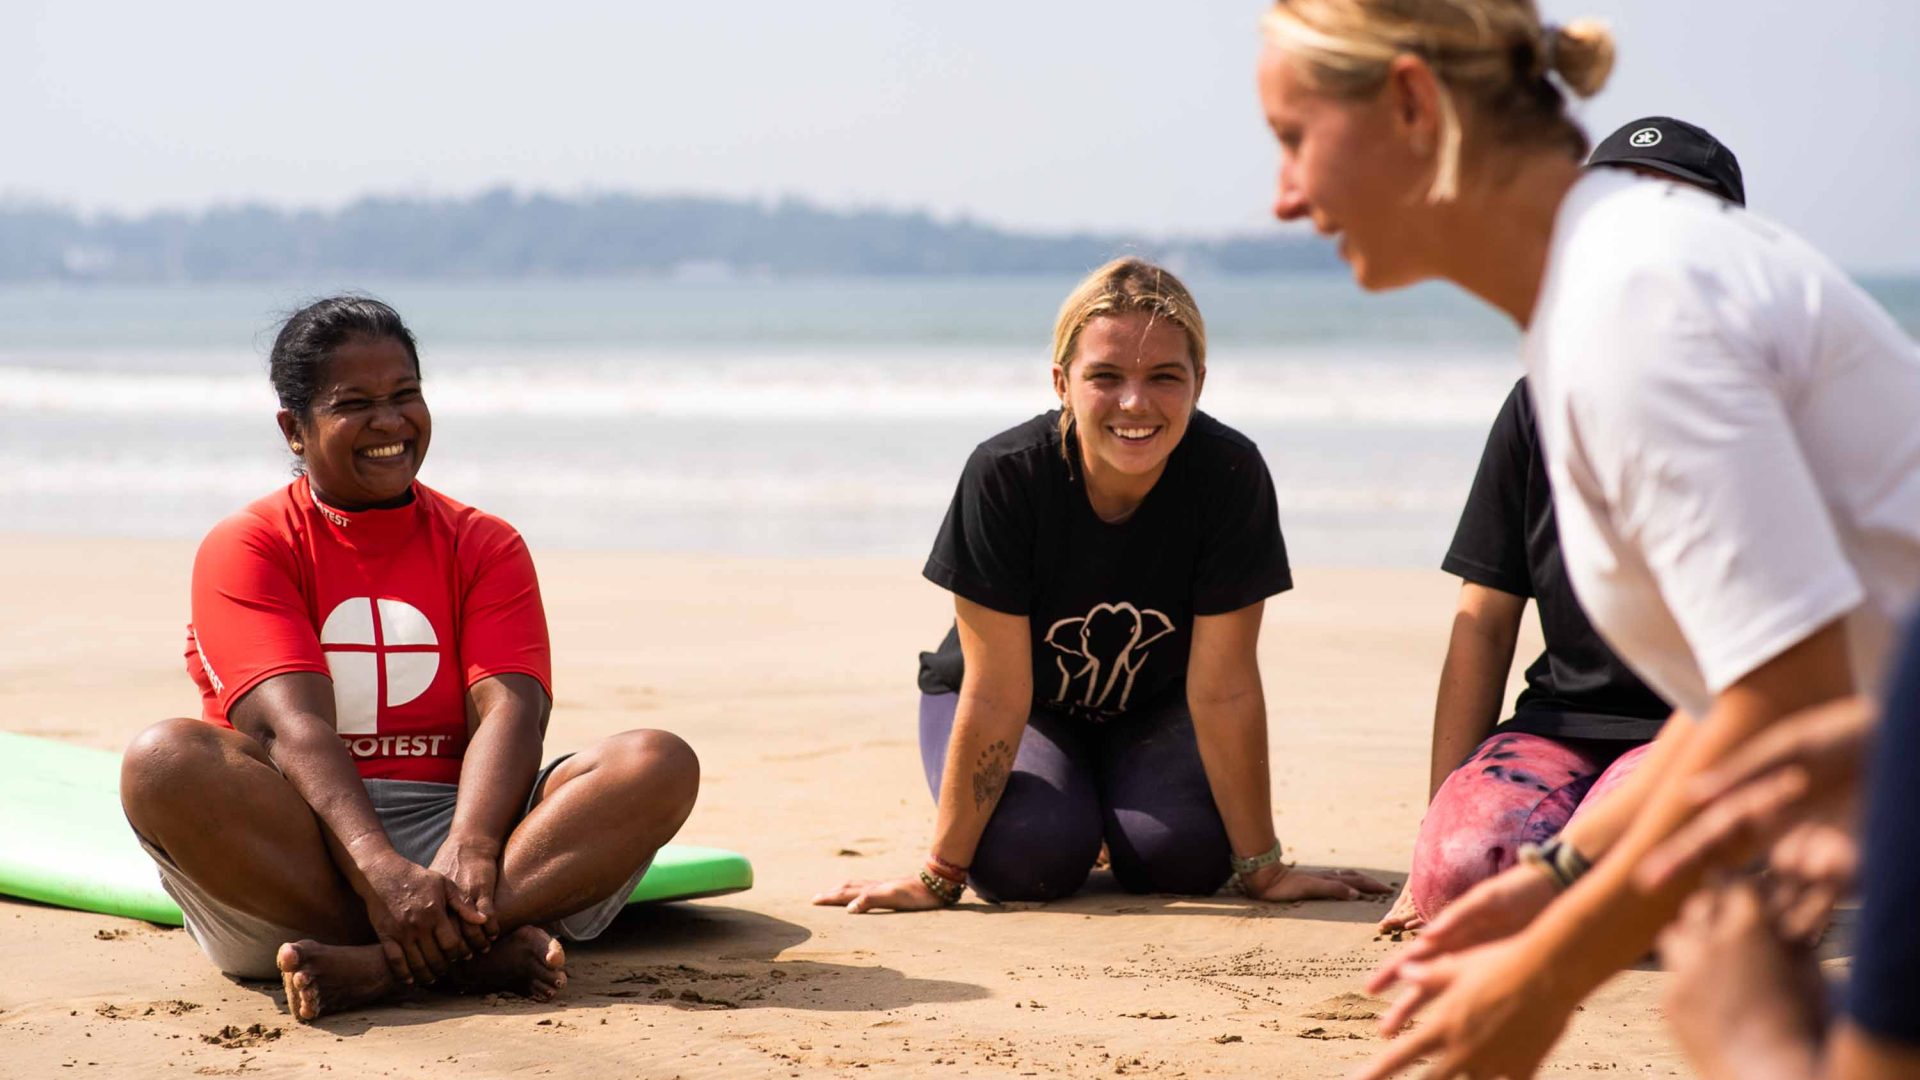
[1775,881,1839,944]
[1656,888,1716,972]
[1365,937,1438,996]
[400,936,432,985]
[454,905,492,955]
[418,927,454,980]
[1337,869,1394,894]
[1348,1021,1442,1080]
[1637,769,1807,891]
[811,881,869,907]
[1377,967,1439,1036]
[379,937,414,986]
[476,893,502,942]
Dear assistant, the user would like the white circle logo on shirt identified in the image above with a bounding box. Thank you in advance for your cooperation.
[319,598,441,735]
[1628,127,1663,148]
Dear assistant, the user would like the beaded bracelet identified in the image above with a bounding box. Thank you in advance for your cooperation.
[918,868,964,905]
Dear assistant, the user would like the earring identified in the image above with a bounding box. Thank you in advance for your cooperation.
[289,442,303,453]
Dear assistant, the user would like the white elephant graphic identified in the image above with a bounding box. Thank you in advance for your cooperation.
[1043,601,1175,713]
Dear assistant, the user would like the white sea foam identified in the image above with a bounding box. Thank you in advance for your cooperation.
[0,344,1518,428]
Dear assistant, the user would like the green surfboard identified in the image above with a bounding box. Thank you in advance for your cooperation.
[0,731,750,925]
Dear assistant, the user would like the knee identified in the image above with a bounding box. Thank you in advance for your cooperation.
[120,718,224,812]
[969,844,1095,903]
[594,729,700,819]
[1407,816,1521,919]
[966,788,1101,903]
[1107,821,1232,897]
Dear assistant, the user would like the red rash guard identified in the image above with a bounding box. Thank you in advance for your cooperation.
[185,477,552,784]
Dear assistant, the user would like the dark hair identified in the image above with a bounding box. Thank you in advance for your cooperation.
[269,295,421,418]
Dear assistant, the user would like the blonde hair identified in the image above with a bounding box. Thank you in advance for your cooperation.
[1050,257,1207,461]
[1263,0,1615,201]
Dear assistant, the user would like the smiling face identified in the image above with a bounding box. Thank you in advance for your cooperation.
[1053,311,1201,496]
[278,335,431,510]
[1257,46,1437,290]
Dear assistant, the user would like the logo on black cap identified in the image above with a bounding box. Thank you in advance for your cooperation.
[1587,116,1747,207]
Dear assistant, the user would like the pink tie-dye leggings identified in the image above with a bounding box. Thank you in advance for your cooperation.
[1407,730,1652,922]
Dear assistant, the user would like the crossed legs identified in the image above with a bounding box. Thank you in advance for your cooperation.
[121,717,698,1017]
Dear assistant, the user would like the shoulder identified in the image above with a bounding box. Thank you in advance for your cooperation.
[416,484,529,554]
[1548,171,1839,332]
[1180,411,1266,471]
[196,484,301,564]
[960,412,1062,484]
[972,412,1061,462]
[1493,378,1536,446]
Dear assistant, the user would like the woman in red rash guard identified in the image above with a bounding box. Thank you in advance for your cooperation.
[120,296,700,1022]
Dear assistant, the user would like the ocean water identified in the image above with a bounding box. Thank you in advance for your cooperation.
[4,275,1916,566]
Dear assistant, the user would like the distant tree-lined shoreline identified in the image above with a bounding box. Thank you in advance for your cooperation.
[0,189,1341,282]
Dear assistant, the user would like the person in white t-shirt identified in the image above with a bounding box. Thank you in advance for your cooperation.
[1253,2,1920,1078]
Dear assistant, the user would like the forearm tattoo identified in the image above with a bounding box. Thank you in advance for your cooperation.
[972,739,1012,811]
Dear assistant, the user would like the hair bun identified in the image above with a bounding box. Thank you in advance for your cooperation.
[1551,18,1615,98]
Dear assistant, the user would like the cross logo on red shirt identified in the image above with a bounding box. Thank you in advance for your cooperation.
[319,597,441,734]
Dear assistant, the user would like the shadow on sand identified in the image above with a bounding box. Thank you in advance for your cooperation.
[272,901,988,1035]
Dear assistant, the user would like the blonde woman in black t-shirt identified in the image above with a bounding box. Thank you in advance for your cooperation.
[813,258,1389,913]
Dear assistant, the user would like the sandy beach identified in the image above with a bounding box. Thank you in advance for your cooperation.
[0,534,1689,1078]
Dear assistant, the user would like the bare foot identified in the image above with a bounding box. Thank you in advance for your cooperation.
[1377,882,1425,934]
[443,926,568,1002]
[276,940,399,1022]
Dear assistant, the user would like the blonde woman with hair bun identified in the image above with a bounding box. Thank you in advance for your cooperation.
[1256,2,1920,1078]
[814,258,1389,914]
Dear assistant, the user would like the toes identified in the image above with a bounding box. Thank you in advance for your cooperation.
[276,941,304,974]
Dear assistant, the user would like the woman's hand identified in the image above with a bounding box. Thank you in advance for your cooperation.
[1354,935,1578,1080]
[812,874,952,913]
[1242,861,1390,902]
[356,849,474,984]
[1366,862,1558,995]
[428,836,503,954]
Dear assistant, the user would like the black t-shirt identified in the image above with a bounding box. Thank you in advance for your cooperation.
[1442,379,1670,742]
[917,410,1292,721]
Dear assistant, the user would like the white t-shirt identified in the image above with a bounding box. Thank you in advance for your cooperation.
[1524,168,1920,719]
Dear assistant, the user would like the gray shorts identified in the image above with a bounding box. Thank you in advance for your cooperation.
[140,756,649,979]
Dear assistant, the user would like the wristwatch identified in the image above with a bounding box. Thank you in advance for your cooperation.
[1231,838,1286,877]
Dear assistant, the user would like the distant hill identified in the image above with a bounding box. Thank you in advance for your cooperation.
[0,189,1340,282]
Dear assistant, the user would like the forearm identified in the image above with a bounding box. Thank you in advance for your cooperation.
[260,714,397,879]
[1189,687,1278,857]
[1558,711,1691,857]
[929,682,1031,867]
[447,712,543,852]
[1528,628,1854,997]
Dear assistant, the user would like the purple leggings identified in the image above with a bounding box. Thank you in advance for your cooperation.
[918,692,1232,902]
[1407,730,1652,921]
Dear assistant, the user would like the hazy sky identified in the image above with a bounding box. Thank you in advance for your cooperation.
[8,1,1917,271]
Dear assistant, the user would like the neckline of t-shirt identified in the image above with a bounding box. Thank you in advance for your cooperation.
[1056,416,1199,528]
[300,477,424,544]
[1069,453,1175,529]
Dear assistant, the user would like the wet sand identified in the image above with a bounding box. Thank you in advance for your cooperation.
[0,535,1685,1078]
